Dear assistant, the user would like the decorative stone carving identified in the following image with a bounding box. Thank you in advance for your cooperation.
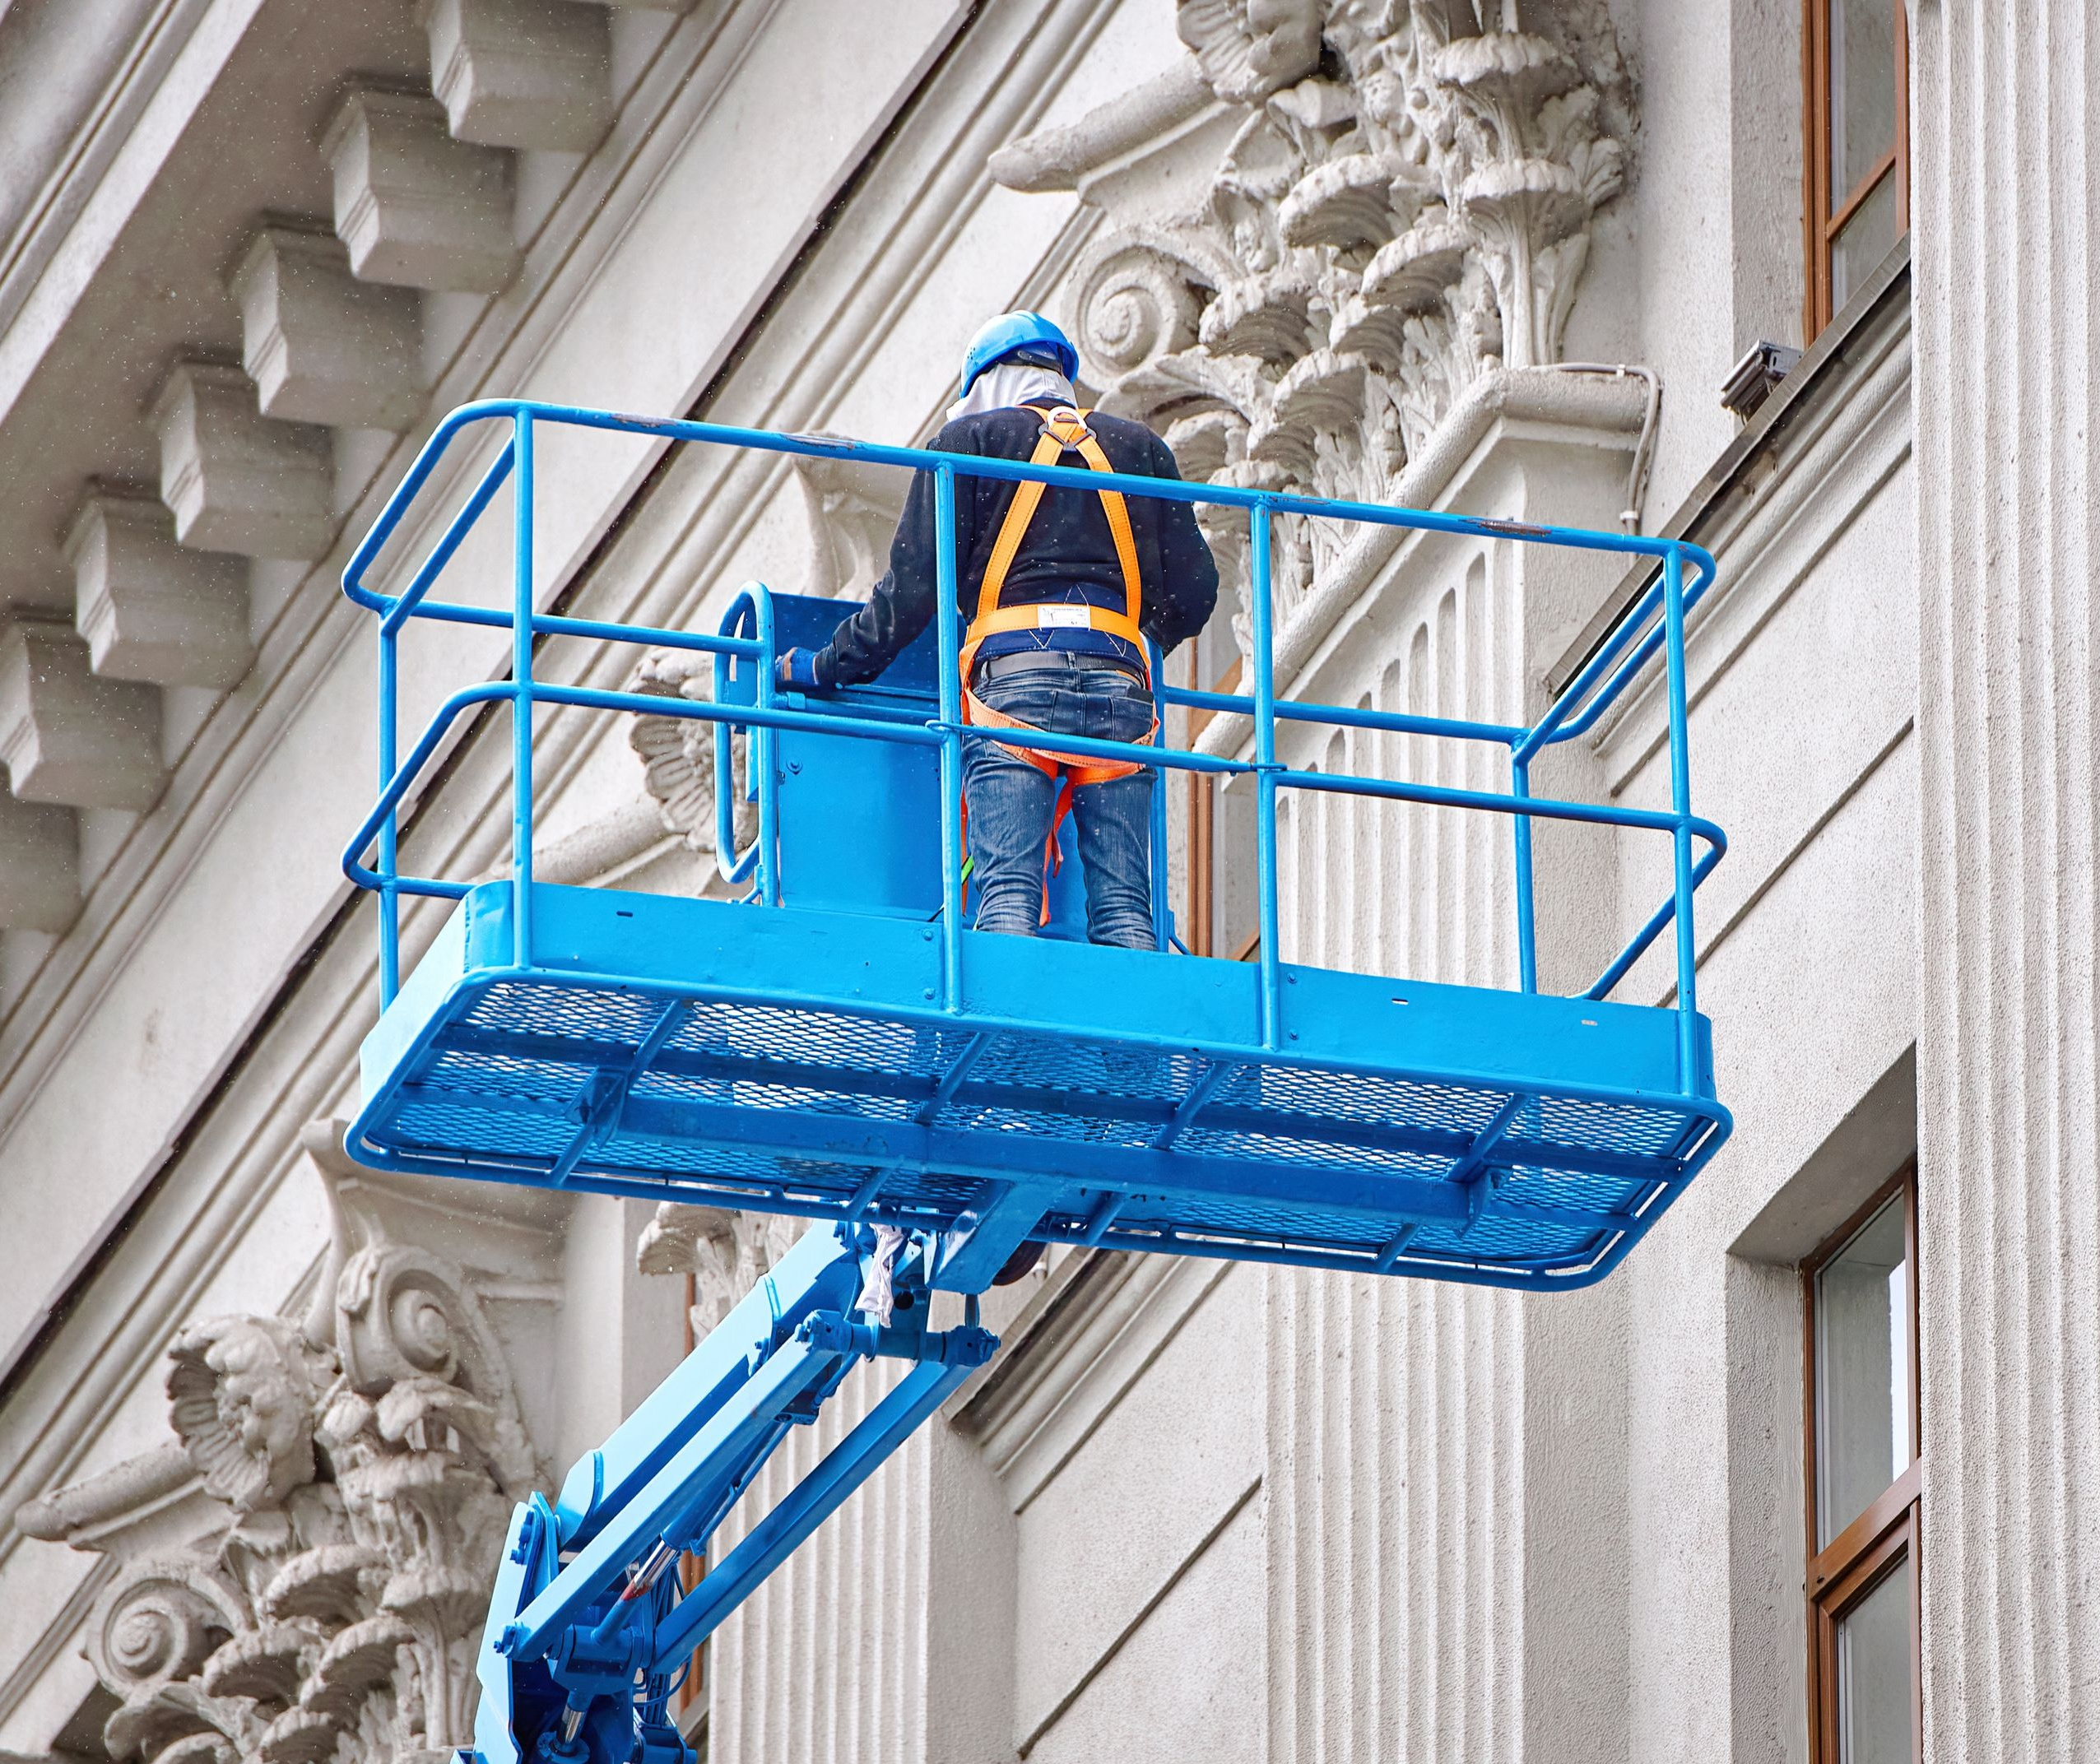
[424,0,612,155]
[231,230,424,433]
[11,1443,198,1553]
[792,448,908,601]
[0,788,77,931]
[994,0,1630,643]
[63,489,253,689]
[90,1558,258,1764]
[636,1202,801,1335]
[321,89,520,294]
[623,648,757,858]
[985,60,1216,201]
[147,364,334,563]
[16,1133,547,1764]
[0,619,164,811]
[167,1319,330,1516]
[623,453,902,856]
[1176,0,1323,104]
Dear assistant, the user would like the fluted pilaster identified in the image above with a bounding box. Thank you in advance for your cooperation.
[1249,345,1647,1757]
[1268,540,1547,1764]
[1911,3,2100,1756]
[706,1362,933,1763]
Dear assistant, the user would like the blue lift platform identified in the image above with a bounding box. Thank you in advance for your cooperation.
[339,401,1731,1764]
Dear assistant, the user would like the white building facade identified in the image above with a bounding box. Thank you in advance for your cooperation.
[0,3,2088,1762]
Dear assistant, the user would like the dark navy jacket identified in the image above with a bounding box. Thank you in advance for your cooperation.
[813,405,1220,687]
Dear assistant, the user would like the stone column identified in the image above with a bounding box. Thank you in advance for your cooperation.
[1910,3,2100,1757]
[1259,377,1642,1764]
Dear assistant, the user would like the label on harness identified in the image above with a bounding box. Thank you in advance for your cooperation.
[1034,605,1092,629]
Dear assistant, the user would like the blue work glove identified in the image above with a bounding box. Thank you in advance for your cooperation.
[774,648,826,692]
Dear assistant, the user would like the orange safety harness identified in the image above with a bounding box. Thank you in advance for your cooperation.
[957,404,1157,920]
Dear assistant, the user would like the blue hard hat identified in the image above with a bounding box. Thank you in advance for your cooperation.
[959,311,1079,392]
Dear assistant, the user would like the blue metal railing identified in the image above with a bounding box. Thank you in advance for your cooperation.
[341,401,1726,1095]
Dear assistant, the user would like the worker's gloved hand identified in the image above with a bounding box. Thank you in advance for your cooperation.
[774,648,826,693]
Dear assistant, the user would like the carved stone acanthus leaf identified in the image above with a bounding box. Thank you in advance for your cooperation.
[626,440,913,856]
[622,648,754,856]
[636,1201,803,1335]
[1003,0,1631,650]
[791,443,910,601]
[22,1135,549,1764]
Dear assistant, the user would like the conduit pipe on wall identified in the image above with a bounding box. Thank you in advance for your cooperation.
[1548,362,1662,535]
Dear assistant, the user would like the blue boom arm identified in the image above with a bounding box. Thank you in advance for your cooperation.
[472,1222,997,1764]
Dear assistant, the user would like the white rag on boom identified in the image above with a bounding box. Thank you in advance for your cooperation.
[857,1223,911,1328]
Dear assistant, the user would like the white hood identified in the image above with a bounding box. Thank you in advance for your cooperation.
[945,363,1078,425]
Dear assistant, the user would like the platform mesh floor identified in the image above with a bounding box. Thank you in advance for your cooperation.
[366,978,1718,1285]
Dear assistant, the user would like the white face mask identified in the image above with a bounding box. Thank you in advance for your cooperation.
[945,363,1078,425]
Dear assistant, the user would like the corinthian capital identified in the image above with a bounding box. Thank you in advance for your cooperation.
[16,1134,551,1764]
[995,0,1634,642]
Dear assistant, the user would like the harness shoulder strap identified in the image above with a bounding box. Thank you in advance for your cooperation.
[954,408,1161,921]
[973,425,1065,624]
[969,406,1143,635]
[1066,429,1142,618]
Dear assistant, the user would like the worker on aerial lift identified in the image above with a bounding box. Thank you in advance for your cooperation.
[775,311,1219,949]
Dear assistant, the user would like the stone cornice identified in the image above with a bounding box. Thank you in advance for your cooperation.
[1579,251,1912,767]
[0,0,820,1483]
[0,0,267,430]
[0,0,223,352]
[0,0,794,1137]
[1547,238,1913,699]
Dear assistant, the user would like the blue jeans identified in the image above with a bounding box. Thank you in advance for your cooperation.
[964,657,1157,949]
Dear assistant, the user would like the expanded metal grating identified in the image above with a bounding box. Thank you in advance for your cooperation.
[358,969,1726,1291]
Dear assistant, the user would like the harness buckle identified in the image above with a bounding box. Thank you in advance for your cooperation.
[1037,406,1089,449]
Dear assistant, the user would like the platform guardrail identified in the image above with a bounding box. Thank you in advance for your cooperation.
[341,401,1726,1096]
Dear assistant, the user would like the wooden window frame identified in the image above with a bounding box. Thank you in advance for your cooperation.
[1183,649,1231,955]
[1186,652,1258,960]
[1802,0,1911,339]
[674,1275,709,1738]
[1800,1163,1921,1763]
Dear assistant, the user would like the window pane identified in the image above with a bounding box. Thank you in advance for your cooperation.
[1815,1193,1912,1545]
[1830,0,1898,207]
[1836,1557,1912,1764]
[1829,169,1900,325]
